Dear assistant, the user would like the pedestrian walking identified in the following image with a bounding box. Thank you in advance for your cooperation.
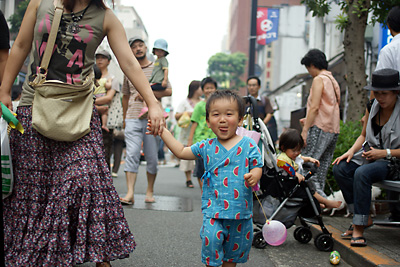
[0,0,165,266]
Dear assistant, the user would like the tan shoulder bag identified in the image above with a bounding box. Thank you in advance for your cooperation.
[30,0,94,142]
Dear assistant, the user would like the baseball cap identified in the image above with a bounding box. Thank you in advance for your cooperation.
[129,36,145,47]
[95,50,111,60]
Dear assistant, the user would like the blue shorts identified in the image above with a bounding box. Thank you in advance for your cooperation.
[200,216,253,266]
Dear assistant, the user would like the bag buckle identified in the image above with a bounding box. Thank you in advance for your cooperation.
[38,67,48,76]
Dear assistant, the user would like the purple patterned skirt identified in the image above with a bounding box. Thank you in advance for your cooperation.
[3,106,135,266]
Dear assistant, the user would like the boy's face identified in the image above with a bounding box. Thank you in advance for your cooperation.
[153,48,166,58]
[207,98,243,141]
[202,83,217,99]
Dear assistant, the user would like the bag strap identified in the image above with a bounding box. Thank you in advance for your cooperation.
[39,0,64,76]
[322,74,340,105]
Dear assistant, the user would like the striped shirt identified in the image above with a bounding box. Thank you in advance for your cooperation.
[122,61,171,119]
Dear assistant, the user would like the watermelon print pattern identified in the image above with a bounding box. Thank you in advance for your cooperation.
[200,216,253,266]
[191,137,262,220]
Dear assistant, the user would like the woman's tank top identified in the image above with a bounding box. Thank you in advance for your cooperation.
[20,0,106,106]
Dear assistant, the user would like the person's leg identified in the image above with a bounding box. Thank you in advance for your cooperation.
[351,160,388,246]
[142,121,159,202]
[121,119,143,203]
[112,137,124,174]
[102,128,114,170]
[353,160,388,225]
[333,160,359,211]
[313,191,342,209]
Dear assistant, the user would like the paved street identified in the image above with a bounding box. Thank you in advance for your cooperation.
[79,160,351,267]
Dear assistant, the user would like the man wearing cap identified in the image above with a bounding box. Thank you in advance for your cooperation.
[95,50,121,170]
[119,36,172,205]
[333,69,400,247]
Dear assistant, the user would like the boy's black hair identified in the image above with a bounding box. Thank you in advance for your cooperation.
[387,6,400,33]
[278,128,304,152]
[300,49,328,70]
[201,76,217,90]
[205,90,245,120]
[247,76,261,86]
[93,64,102,80]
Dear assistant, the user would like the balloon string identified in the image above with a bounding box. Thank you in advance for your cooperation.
[253,191,269,224]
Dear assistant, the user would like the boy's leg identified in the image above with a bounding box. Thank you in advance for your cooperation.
[200,217,226,267]
[222,218,253,264]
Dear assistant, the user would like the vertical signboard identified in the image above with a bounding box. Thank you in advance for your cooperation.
[379,24,393,52]
[256,7,280,45]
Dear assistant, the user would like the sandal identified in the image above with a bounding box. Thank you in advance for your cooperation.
[120,197,133,205]
[341,224,374,239]
[350,236,367,247]
[186,180,194,188]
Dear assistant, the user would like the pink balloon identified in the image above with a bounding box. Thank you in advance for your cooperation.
[262,220,287,246]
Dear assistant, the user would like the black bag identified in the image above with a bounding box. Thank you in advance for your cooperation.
[387,158,400,181]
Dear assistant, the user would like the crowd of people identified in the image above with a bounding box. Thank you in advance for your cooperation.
[0,1,399,266]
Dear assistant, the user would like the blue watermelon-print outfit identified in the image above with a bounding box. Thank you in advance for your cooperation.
[191,136,262,266]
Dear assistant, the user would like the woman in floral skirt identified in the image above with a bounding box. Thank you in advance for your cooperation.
[0,0,164,266]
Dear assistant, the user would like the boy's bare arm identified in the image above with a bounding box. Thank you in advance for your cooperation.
[160,127,196,160]
[162,68,168,88]
[244,167,262,187]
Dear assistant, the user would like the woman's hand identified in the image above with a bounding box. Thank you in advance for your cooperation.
[332,150,354,165]
[147,103,165,135]
[0,90,12,116]
[362,147,386,161]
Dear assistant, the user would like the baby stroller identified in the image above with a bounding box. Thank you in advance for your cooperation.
[242,96,334,252]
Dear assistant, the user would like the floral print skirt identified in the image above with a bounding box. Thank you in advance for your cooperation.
[3,106,135,266]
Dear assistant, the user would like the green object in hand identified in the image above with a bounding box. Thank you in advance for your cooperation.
[1,102,24,134]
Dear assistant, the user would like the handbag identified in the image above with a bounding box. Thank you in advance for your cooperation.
[1,118,14,199]
[29,0,94,142]
[177,111,191,128]
[387,158,400,181]
[106,91,123,130]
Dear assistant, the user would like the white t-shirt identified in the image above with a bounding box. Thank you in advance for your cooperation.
[176,98,195,144]
[376,34,400,72]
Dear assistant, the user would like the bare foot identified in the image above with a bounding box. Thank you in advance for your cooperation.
[120,194,134,205]
[324,200,342,209]
[102,125,110,132]
[96,262,111,267]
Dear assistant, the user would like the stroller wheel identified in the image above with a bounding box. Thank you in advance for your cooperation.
[293,226,312,244]
[314,233,334,251]
[252,231,267,249]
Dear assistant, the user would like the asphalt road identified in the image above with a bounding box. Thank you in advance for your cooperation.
[79,161,351,267]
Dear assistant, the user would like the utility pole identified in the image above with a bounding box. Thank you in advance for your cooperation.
[248,0,258,78]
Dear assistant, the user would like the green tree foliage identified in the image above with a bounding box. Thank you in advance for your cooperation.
[208,52,247,90]
[8,0,30,34]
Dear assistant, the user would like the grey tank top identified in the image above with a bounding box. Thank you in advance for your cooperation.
[20,0,106,106]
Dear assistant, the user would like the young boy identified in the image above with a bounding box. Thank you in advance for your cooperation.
[188,77,218,189]
[152,90,263,267]
[139,38,169,119]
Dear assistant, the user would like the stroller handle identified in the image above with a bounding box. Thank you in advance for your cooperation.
[243,95,260,131]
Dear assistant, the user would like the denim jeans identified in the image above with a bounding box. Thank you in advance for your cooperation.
[333,159,388,225]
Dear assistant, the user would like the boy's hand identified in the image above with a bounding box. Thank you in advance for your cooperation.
[295,172,305,183]
[310,158,320,167]
[244,173,258,188]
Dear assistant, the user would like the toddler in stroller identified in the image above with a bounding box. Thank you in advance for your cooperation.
[251,125,339,251]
